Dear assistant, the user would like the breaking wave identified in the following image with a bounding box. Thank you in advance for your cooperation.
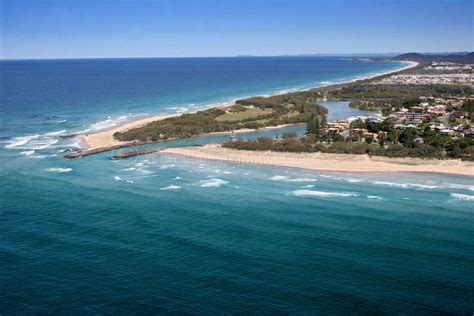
[270,175,317,182]
[5,130,65,152]
[450,193,474,201]
[46,167,72,173]
[161,185,181,191]
[371,181,438,190]
[290,190,358,197]
[199,178,229,188]
[367,195,383,200]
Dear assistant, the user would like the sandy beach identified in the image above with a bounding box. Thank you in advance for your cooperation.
[163,144,474,176]
[78,61,419,150]
[80,114,180,149]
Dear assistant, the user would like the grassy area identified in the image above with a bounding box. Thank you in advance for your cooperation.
[215,108,274,122]
[114,91,328,142]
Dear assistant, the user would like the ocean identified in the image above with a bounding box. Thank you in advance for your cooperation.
[1,57,473,314]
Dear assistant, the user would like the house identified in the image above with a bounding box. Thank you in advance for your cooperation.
[405,112,424,121]
[440,129,454,135]
[378,131,388,141]
[429,108,446,115]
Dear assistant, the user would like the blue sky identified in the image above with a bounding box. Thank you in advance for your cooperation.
[1,0,472,59]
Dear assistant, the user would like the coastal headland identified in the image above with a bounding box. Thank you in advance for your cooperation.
[75,60,419,151]
[67,56,474,176]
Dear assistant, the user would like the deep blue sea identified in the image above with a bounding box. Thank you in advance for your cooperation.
[1,57,473,314]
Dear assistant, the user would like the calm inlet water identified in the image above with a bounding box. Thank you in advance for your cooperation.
[1,57,473,314]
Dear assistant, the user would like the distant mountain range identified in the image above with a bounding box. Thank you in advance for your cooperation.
[391,52,474,62]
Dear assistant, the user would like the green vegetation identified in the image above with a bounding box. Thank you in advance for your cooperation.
[114,59,474,162]
[223,84,474,160]
[215,108,274,122]
[114,90,328,142]
[223,133,474,160]
[330,84,473,113]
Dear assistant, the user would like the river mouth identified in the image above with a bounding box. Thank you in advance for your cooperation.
[107,100,376,156]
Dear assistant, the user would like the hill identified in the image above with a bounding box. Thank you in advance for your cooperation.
[392,52,474,62]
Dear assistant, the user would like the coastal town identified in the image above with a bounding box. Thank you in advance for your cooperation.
[375,61,473,85]
[324,94,474,145]
[223,55,474,160]
[60,53,474,163]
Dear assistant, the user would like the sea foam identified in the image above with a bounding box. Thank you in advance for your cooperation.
[270,175,317,182]
[371,181,438,190]
[199,178,228,188]
[367,195,383,200]
[450,193,474,201]
[46,167,72,173]
[290,190,358,197]
[161,185,181,191]
[5,135,40,148]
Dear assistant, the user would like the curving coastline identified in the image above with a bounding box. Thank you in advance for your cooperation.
[75,60,419,152]
[162,144,474,176]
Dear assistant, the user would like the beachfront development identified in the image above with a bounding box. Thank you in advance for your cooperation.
[3,0,474,313]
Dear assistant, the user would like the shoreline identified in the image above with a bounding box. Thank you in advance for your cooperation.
[162,144,474,177]
[76,60,419,151]
[80,113,180,150]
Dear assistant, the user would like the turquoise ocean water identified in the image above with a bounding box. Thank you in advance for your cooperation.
[1,57,473,314]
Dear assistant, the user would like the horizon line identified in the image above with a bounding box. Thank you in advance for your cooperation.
[1,51,472,61]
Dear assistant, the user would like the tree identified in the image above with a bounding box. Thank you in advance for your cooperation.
[463,100,474,116]
[399,127,418,147]
[306,114,325,138]
[350,119,366,129]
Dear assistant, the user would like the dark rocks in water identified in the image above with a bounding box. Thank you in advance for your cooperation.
[59,134,78,139]
[63,141,147,159]
[111,148,163,159]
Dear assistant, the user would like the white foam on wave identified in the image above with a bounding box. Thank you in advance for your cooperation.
[199,178,229,188]
[174,176,182,180]
[367,195,383,200]
[27,138,59,150]
[342,177,363,183]
[444,183,474,192]
[88,115,129,132]
[213,169,233,175]
[67,139,81,149]
[371,181,438,190]
[123,167,136,171]
[5,135,40,148]
[290,190,358,197]
[450,193,474,201]
[176,107,189,113]
[20,150,35,156]
[137,169,153,175]
[270,175,317,182]
[44,130,66,136]
[46,167,72,173]
[5,129,65,152]
[271,175,290,181]
[114,176,123,181]
[303,184,315,188]
[29,154,57,159]
[317,174,363,183]
[161,185,181,191]
[289,177,318,182]
[159,164,176,169]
